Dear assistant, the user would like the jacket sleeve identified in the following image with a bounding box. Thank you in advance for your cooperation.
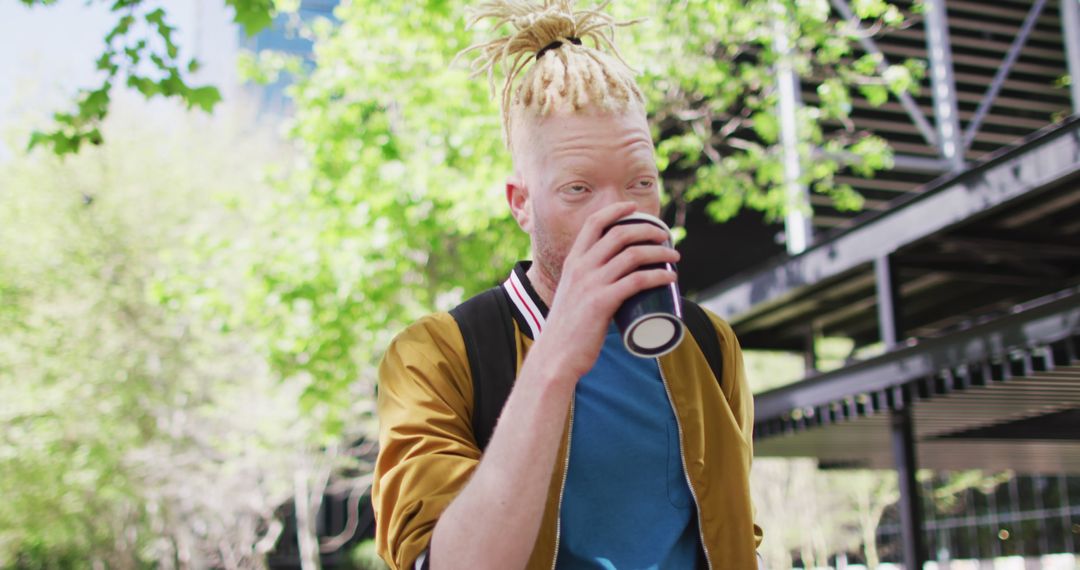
[707,311,765,550]
[373,313,480,570]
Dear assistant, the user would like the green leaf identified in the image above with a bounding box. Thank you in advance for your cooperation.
[105,14,135,43]
[858,83,889,106]
[882,64,912,94]
[853,0,888,19]
[852,53,882,76]
[226,0,276,36]
[79,87,111,121]
[26,131,50,151]
[751,112,780,144]
[94,51,114,72]
[145,7,165,25]
[187,86,223,113]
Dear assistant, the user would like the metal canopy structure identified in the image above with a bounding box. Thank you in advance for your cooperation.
[702,117,1080,352]
[806,0,1077,233]
[753,292,1080,472]
[705,116,1080,472]
[703,115,1080,570]
[695,1,1080,567]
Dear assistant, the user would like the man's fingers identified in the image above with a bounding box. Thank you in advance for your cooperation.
[610,268,678,301]
[585,223,672,268]
[601,244,680,283]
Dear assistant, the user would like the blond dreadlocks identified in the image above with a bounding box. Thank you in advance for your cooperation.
[457,0,646,147]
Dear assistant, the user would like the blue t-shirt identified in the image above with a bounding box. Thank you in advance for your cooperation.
[555,324,700,569]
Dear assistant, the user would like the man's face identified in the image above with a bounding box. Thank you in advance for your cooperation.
[508,106,661,288]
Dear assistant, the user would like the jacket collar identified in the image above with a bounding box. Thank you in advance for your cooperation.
[501,261,550,340]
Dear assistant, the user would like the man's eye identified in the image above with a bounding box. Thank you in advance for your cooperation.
[634,178,655,190]
[565,184,588,194]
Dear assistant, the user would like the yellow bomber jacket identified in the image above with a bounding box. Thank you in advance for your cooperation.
[373,263,763,569]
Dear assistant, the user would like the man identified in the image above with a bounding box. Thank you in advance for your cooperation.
[373,1,763,568]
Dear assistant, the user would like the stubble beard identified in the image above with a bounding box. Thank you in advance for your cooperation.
[530,224,568,301]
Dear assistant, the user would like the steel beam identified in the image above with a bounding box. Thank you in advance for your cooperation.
[831,0,939,149]
[751,289,1080,420]
[963,0,1047,149]
[892,154,951,175]
[700,118,1080,324]
[775,5,813,254]
[891,405,928,570]
[1062,0,1080,113]
[924,0,965,172]
[813,150,951,174]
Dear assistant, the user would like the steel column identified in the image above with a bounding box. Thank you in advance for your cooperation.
[924,0,965,172]
[874,255,901,350]
[891,404,928,570]
[1061,474,1076,553]
[775,3,813,255]
[881,248,926,569]
[1063,0,1080,113]
[804,327,818,373]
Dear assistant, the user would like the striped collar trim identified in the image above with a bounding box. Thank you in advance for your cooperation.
[501,261,550,340]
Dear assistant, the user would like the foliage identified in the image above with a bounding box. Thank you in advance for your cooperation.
[932,469,1014,514]
[347,539,390,570]
[33,0,918,226]
[18,2,924,412]
[611,0,920,225]
[260,0,919,401]
[18,0,280,156]
[845,469,900,569]
[752,460,905,570]
[8,0,929,565]
[752,459,861,569]
[247,0,533,411]
[0,101,369,567]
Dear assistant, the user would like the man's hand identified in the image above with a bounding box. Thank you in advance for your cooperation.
[534,202,680,380]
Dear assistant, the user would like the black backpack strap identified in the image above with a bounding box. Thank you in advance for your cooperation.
[450,290,723,451]
[449,287,518,452]
[681,298,725,389]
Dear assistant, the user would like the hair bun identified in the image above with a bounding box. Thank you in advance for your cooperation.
[456,0,645,144]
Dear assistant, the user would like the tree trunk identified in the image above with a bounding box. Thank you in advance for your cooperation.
[295,469,322,570]
[862,513,880,570]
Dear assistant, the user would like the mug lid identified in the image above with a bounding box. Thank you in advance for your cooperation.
[625,314,685,358]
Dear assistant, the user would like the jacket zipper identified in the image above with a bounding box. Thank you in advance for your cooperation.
[550,399,574,570]
[657,360,713,570]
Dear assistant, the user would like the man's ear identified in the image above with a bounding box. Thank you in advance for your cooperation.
[506,173,531,233]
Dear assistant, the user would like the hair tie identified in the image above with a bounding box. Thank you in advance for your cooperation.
[536,37,582,60]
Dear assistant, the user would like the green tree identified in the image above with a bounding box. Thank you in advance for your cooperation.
[18,0,279,155]
[614,0,919,224]
[258,0,918,403]
[22,4,920,414]
[751,458,861,569]
[31,0,915,223]
[841,470,900,569]
[9,1,926,564]
[0,102,370,567]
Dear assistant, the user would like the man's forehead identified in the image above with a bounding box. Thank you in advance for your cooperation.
[510,104,652,159]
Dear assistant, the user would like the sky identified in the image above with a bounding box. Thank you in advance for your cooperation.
[0,0,243,158]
